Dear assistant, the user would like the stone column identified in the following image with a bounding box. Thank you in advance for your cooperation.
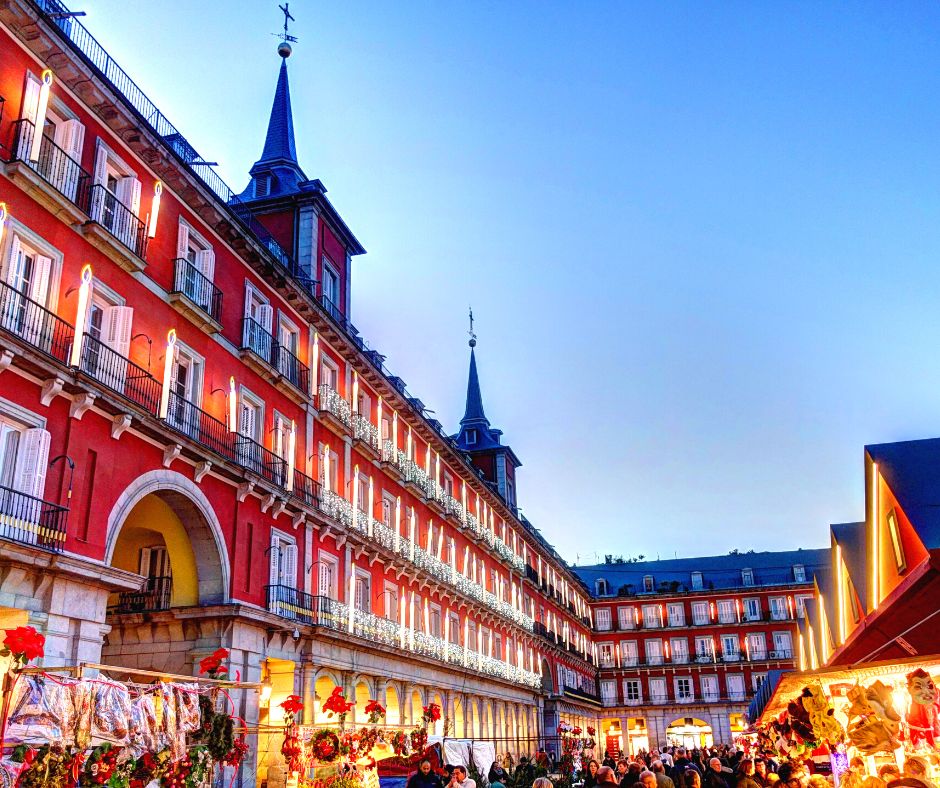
[301,660,316,725]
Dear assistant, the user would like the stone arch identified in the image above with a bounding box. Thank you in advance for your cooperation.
[469,697,480,738]
[431,691,444,736]
[452,695,465,738]
[314,671,342,723]
[540,658,553,693]
[483,700,493,738]
[409,687,425,727]
[385,683,402,726]
[354,678,373,723]
[105,470,230,604]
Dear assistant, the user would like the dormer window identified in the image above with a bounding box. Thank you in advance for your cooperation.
[793,564,806,582]
[466,428,478,445]
[691,571,703,590]
[595,578,608,596]
[642,575,654,593]
[254,174,271,198]
[741,568,754,586]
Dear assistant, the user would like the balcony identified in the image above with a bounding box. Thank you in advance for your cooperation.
[111,575,172,614]
[165,391,235,461]
[0,279,74,365]
[769,649,793,660]
[240,316,278,371]
[273,343,310,399]
[0,484,68,552]
[291,469,321,509]
[85,183,148,269]
[317,384,351,431]
[722,652,742,663]
[5,118,91,224]
[235,434,286,488]
[79,333,161,415]
[264,585,541,689]
[351,413,380,456]
[169,258,223,332]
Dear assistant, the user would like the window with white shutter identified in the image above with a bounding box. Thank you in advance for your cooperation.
[318,552,338,599]
[269,530,297,587]
[11,427,51,499]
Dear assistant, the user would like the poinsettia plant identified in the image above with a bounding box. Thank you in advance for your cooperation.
[198,647,229,678]
[421,702,441,727]
[1,625,45,668]
[323,686,355,723]
[572,726,582,736]
[280,694,304,725]
[365,699,386,724]
[587,726,596,736]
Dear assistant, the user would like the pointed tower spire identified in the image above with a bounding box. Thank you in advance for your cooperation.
[240,5,307,201]
[461,307,489,428]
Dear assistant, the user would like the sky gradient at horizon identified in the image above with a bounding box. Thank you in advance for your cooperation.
[68,1,940,563]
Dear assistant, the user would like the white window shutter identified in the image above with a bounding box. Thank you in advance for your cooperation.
[176,223,190,260]
[269,532,281,586]
[104,306,133,356]
[257,303,273,334]
[239,402,256,440]
[61,120,85,162]
[283,544,297,587]
[93,147,108,185]
[195,249,215,281]
[5,235,23,287]
[128,177,142,216]
[29,255,52,306]
[21,75,41,122]
[11,427,51,499]
[138,547,152,576]
[318,561,332,597]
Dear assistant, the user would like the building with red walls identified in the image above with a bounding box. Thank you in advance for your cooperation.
[0,3,600,785]
[573,550,827,754]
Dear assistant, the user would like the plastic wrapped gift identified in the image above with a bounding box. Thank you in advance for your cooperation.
[4,674,78,744]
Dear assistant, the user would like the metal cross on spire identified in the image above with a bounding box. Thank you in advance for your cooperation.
[274,2,299,44]
[468,306,477,348]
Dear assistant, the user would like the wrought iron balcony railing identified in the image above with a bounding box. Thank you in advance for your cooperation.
[165,391,235,460]
[79,333,161,415]
[274,342,309,394]
[88,183,148,259]
[241,316,275,365]
[264,585,541,688]
[0,279,74,365]
[171,258,223,323]
[0,484,68,552]
[8,118,91,208]
[235,434,286,487]
[111,575,172,614]
[291,469,321,508]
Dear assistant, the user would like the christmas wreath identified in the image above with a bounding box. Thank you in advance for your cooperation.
[312,729,341,763]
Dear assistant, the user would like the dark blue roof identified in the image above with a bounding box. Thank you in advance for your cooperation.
[240,57,308,200]
[461,348,488,428]
[831,521,867,610]
[867,437,940,551]
[574,548,830,597]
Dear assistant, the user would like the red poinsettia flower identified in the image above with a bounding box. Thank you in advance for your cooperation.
[323,686,355,716]
[198,647,229,677]
[365,699,385,715]
[587,726,596,736]
[572,726,582,736]
[2,626,45,663]
[280,694,304,715]
[422,703,441,723]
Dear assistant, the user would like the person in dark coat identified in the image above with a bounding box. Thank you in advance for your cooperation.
[736,761,762,788]
[408,760,444,788]
[489,762,509,785]
[584,760,601,788]
[704,758,733,788]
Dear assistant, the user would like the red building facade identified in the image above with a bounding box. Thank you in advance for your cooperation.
[0,3,597,785]
[575,551,826,753]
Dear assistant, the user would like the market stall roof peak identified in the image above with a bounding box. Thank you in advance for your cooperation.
[831,521,868,610]
[867,437,940,550]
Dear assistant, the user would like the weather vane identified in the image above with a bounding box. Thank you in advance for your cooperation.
[468,306,477,348]
[273,2,299,57]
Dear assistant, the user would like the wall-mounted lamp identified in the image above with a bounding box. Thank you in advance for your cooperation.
[131,332,153,372]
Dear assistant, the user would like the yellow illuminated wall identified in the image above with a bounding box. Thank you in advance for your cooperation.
[111,495,199,606]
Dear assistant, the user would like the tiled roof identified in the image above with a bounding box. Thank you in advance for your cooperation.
[574,548,830,598]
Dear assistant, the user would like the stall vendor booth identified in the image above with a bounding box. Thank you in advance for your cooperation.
[748,654,940,784]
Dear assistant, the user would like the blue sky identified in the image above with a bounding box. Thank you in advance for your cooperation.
[80,1,940,562]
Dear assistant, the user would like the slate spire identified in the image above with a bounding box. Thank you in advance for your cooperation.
[461,346,490,428]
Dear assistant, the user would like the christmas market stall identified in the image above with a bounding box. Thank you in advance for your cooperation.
[0,626,257,787]
[747,653,940,784]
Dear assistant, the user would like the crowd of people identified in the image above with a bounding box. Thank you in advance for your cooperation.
[404,746,939,788]
[578,746,938,788]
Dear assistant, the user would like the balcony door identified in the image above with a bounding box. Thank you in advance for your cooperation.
[2,235,52,347]
[649,677,667,704]
[243,287,272,359]
[84,296,133,394]
[138,545,172,610]
[620,640,638,667]
[701,675,719,701]
[772,631,793,658]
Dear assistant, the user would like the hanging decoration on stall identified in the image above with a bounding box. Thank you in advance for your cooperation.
[904,669,940,749]
[364,701,385,725]
[0,630,251,788]
[323,688,355,726]
[844,680,902,755]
